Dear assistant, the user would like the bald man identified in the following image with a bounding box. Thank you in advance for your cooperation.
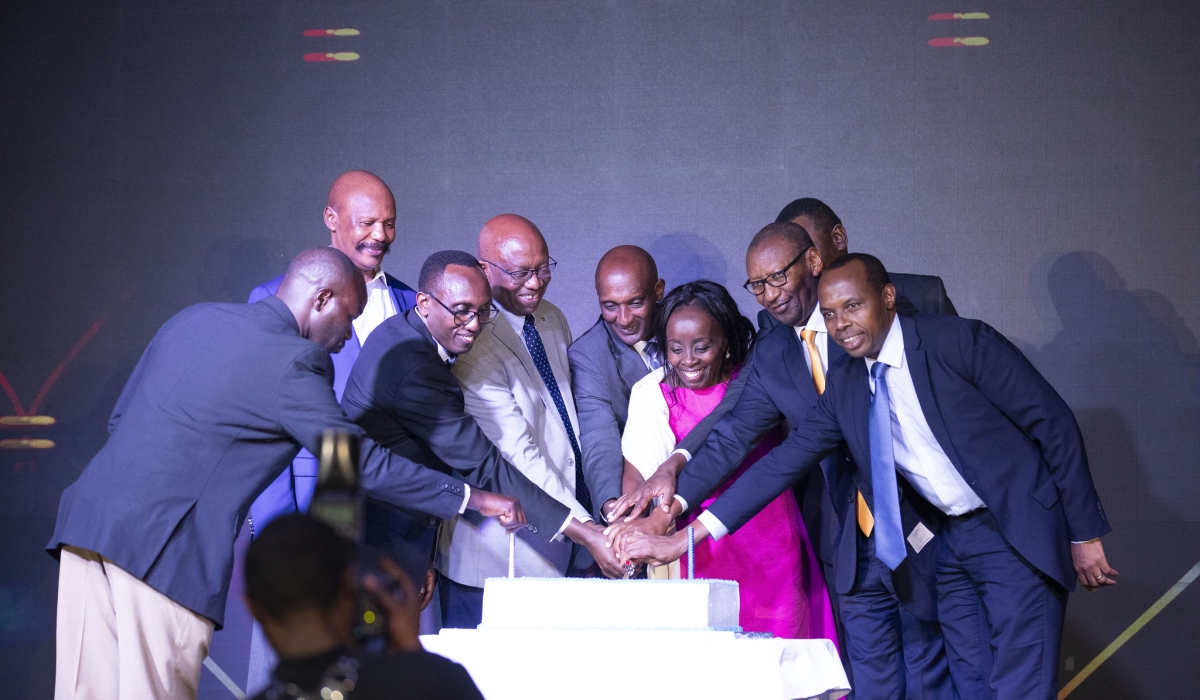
[440,215,620,626]
[240,171,419,693]
[48,248,521,700]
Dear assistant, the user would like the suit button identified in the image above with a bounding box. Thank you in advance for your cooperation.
[429,518,437,526]
[441,483,449,489]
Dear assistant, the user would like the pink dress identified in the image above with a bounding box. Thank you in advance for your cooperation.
[663,377,838,645]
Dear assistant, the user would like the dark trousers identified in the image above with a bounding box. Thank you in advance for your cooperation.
[937,510,1066,700]
[438,576,485,629]
[838,531,956,700]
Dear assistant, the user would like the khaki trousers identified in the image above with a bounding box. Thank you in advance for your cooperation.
[55,546,215,700]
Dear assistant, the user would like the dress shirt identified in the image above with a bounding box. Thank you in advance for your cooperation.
[865,314,985,516]
[491,304,585,536]
[632,340,655,370]
[351,269,398,344]
[794,306,829,376]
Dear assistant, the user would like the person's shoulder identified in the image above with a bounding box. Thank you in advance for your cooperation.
[533,298,570,328]
[383,272,416,293]
[248,274,284,303]
[569,317,609,356]
[358,651,483,700]
[755,315,796,351]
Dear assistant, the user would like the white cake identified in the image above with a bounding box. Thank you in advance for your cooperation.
[479,577,741,631]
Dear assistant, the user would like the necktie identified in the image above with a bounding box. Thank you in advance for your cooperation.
[800,330,875,536]
[869,361,906,569]
[643,338,663,370]
[523,315,593,514]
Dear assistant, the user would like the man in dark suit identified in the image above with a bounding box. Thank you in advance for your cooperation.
[341,250,624,626]
[569,245,733,521]
[48,248,522,700]
[609,223,958,699]
[775,197,957,318]
[622,253,1117,700]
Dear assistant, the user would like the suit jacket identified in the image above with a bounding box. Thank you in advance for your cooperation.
[246,272,417,526]
[341,308,573,567]
[47,296,467,627]
[708,313,1109,594]
[669,320,948,612]
[568,318,729,518]
[444,301,590,585]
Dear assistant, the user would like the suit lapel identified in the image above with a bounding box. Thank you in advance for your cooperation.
[491,312,559,415]
[605,322,649,395]
[781,328,819,409]
[900,315,966,473]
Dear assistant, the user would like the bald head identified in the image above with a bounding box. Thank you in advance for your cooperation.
[276,248,366,354]
[594,246,664,346]
[478,214,552,316]
[324,171,397,279]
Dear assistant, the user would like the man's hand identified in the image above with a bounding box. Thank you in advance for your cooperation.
[565,519,626,578]
[617,529,689,567]
[418,566,437,611]
[1072,539,1118,591]
[466,489,527,533]
[603,501,678,549]
[608,453,686,520]
[362,557,422,652]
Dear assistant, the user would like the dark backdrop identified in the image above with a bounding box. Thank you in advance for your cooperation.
[2,1,1197,697]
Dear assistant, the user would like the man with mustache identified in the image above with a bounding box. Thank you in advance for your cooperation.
[241,170,416,693]
[621,254,1115,700]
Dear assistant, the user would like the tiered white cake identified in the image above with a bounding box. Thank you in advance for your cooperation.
[480,577,742,631]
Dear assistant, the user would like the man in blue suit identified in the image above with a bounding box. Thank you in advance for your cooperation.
[241,171,419,692]
[610,223,958,699]
[622,253,1117,700]
[246,170,417,531]
[47,248,523,700]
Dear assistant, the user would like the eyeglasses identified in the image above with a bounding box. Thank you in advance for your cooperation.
[481,257,557,284]
[427,293,498,327]
[742,248,810,296]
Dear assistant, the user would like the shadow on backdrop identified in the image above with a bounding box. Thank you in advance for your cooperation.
[648,232,729,291]
[1030,251,1200,698]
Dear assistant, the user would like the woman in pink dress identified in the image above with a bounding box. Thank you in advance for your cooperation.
[621,280,836,643]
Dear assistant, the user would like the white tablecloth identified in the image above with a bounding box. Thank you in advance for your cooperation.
[421,628,850,700]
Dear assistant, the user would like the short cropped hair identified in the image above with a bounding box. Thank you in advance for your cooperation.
[747,221,815,257]
[283,247,360,286]
[418,250,481,293]
[824,252,891,295]
[244,514,352,622]
[775,198,842,235]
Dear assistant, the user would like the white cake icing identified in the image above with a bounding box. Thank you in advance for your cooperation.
[479,577,741,631]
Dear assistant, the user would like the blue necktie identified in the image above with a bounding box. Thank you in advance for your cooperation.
[523,315,592,514]
[869,361,907,569]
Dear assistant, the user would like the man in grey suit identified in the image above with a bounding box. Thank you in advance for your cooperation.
[440,215,623,627]
[47,248,522,700]
[568,246,731,522]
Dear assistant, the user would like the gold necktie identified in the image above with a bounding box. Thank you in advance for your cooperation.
[800,329,874,536]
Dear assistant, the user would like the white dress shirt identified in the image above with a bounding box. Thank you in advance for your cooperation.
[351,269,397,344]
[865,314,985,516]
[415,312,473,515]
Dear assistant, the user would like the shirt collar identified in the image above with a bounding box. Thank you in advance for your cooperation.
[416,311,456,364]
[365,269,387,290]
[496,303,528,336]
[802,305,826,333]
[865,313,905,371]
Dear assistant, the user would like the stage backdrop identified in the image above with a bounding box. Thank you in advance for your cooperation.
[2,1,1197,697]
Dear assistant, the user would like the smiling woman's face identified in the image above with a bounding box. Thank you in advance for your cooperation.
[664,304,727,389]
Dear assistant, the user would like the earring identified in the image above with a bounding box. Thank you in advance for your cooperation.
[725,350,730,359]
